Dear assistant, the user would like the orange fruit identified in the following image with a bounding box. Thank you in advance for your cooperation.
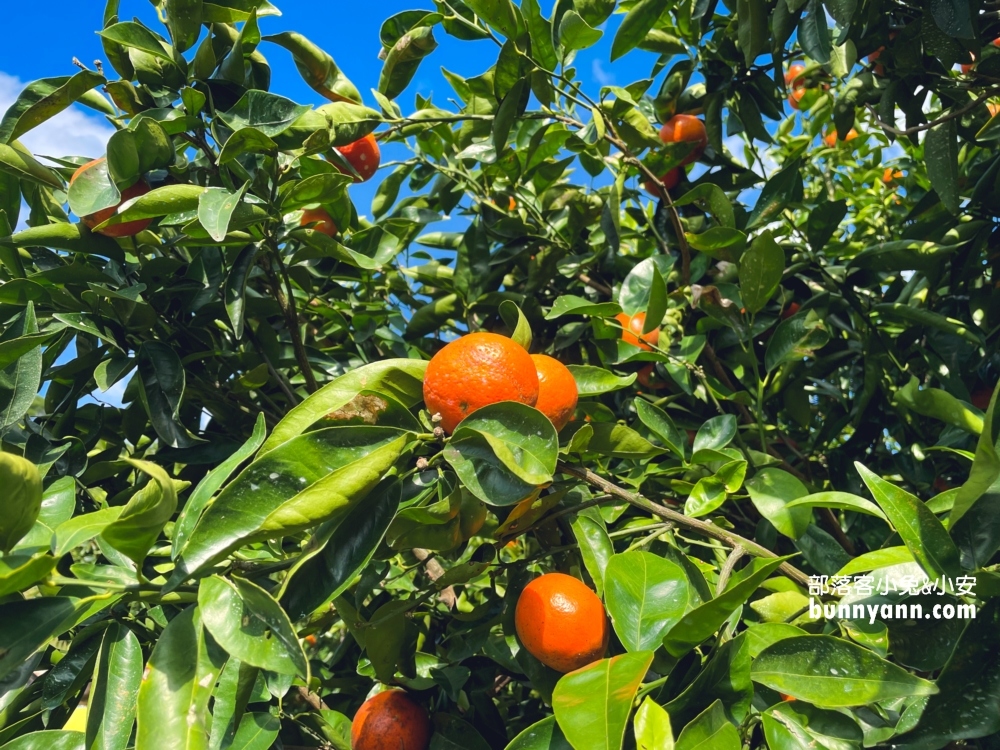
[637,363,670,390]
[531,354,578,431]
[352,690,432,750]
[994,37,1000,47]
[781,302,801,320]
[784,64,806,88]
[300,207,338,236]
[882,168,904,184]
[515,572,609,673]
[333,133,380,182]
[658,114,708,164]
[615,312,660,350]
[989,103,999,117]
[423,332,539,434]
[868,47,885,76]
[71,158,152,238]
[824,128,858,147]
[962,53,976,75]
[642,168,681,199]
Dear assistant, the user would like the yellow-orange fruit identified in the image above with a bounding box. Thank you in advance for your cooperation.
[71,158,152,238]
[614,312,660,350]
[531,354,578,431]
[334,133,380,182]
[300,207,338,236]
[658,114,708,165]
[515,572,609,673]
[423,332,539,434]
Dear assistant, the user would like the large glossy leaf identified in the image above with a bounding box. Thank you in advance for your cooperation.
[378,26,438,100]
[765,311,830,372]
[693,415,737,453]
[761,701,863,750]
[568,366,636,396]
[94,184,205,230]
[199,576,308,678]
[635,399,685,458]
[925,119,959,214]
[54,507,123,556]
[854,463,961,580]
[665,634,753,727]
[446,402,558,505]
[219,91,310,136]
[504,716,572,750]
[0,301,43,433]
[135,606,227,750]
[751,635,938,707]
[894,377,983,434]
[785,492,887,521]
[568,505,614,597]
[0,72,105,145]
[172,427,409,584]
[263,32,362,104]
[605,551,695,652]
[85,623,142,750]
[611,0,664,60]
[228,713,279,750]
[0,452,42,554]
[552,651,654,750]
[0,597,76,681]
[634,697,673,750]
[892,600,1000,748]
[663,556,787,657]
[260,359,426,454]
[745,469,811,539]
[739,230,784,313]
[0,553,55,598]
[674,701,740,750]
[281,477,400,619]
[0,732,84,750]
[172,413,267,559]
[100,459,178,567]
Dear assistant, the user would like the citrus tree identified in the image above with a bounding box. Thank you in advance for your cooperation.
[1,0,1000,748]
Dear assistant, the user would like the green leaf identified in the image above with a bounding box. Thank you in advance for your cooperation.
[0,72,106,145]
[751,635,938,707]
[663,556,787,656]
[164,0,203,51]
[764,311,830,372]
[892,600,1000,748]
[552,652,654,750]
[634,697,673,750]
[229,713,280,750]
[98,22,178,62]
[135,606,227,750]
[522,0,558,70]
[738,0,768,66]
[685,228,747,263]
[0,144,63,188]
[282,478,401,618]
[219,128,278,164]
[605,551,694,652]
[871,303,983,346]
[0,732,84,750]
[223,245,257,340]
[855,462,962,580]
[546,295,622,320]
[504,716,572,750]
[664,634,752,727]
[0,301,43,433]
[261,359,427,454]
[199,576,309,678]
[379,26,438,100]
[100,459,178,567]
[95,184,205,230]
[85,623,142,750]
[173,414,266,559]
[747,159,802,229]
[568,506,614,597]
[0,452,42,554]
[761,701,863,750]
[54,507,123,556]
[785,491,887,521]
[634,399,685,458]
[693,415,737,453]
[366,600,412,682]
[674,701,740,750]
[611,0,666,61]
[499,301,533,351]
[568,366,636,396]
[173,427,409,583]
[893,376,983,434]
[281,173,352,211]
[199,183,248,243]
[263,32,362,104]
[0,553,55,598]
[834,546,913,576]
[739,231,784,313]
[466,0,519,37]
[925,119,960,214]
[685,476,728,517]
[797,0,831,63]
[745,469,812,539]
[558,11,603,50]
[0,597,76,681]
[219,91,311,137]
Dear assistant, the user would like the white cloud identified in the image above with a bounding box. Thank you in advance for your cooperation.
[0,71,113,159]
[592,60,615,87]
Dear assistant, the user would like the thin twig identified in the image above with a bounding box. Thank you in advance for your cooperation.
[557,461,811,586]
[716,544,746,594]
[864,88,1000,137]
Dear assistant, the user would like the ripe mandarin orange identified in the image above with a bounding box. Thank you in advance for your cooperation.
[531,354,578,431]
[824,128,858,148]
[658,114,708,164]
[784,64,806,88]
[300,207,338,236]
[423,332,539,434]
[71,158,152,238]
[515,572,609,673]
[352,690,432,750]
[615,312,660,350]
[642,167,681,198]
[334,133,380,182]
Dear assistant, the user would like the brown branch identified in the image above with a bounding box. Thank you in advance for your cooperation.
[716,544,746,594]
[578,272,613,296]
[264,255,319,394]
[864,88,1000,137]
[557,461,811,586]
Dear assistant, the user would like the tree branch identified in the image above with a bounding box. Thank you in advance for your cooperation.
[557,461,812,586]
[864,88,1000,137]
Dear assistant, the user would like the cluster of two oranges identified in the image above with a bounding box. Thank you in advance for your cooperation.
[422,332,579,434]
[642,114,708,198]
[71,133,380,239]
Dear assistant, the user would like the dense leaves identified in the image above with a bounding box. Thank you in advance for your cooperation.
[0,0,999,748]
